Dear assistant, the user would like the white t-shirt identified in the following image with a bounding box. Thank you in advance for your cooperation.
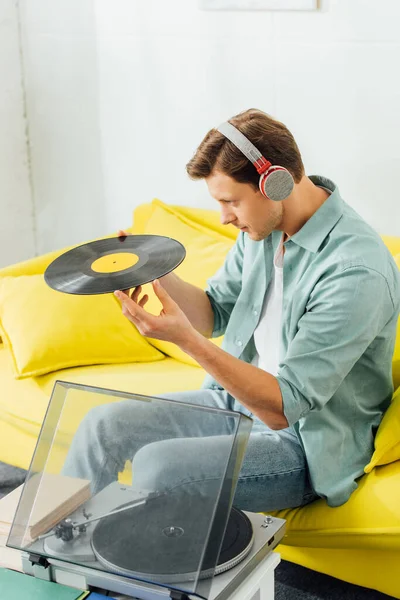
[251,235,284,376]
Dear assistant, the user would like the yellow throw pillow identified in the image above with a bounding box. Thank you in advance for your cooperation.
[364,253,400,472]
[0,228,134,346]
[364,386,400,472]
[0,275,164,379]
[132,199,238,241]
[135,200,236,366]
[381,235,400,257]
[392,253,400,390]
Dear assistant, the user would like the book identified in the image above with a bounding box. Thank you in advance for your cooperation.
[1,473,91,545]
[0,567,89,599]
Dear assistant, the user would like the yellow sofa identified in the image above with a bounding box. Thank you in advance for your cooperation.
[0,199,399,598]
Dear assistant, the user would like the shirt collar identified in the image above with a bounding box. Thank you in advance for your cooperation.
[284,175,344,253]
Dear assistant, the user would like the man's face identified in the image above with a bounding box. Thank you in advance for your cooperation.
[206,171,283,241]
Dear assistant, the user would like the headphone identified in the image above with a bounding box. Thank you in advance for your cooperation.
[217,121,294,202]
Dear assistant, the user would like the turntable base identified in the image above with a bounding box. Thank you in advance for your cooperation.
[94,551,280,600]
[22,551,280,600]
[22,509,282,600]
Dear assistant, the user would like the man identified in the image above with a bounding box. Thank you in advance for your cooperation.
[63,108,400,511]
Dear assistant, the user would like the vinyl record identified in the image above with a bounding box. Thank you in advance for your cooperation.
[91,491,253,583]
[44,235,186,295]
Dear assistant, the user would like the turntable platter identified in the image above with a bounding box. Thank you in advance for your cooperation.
[91,490,253,583]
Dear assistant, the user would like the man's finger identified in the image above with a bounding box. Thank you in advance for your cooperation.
[115,290,156,336]
[117,229,129,244]
[130,285,142,303]
[115,290,146,319]
[152,279,174,309]
[138,294,149,308]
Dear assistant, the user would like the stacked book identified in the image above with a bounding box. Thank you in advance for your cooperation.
[0,473,90,570]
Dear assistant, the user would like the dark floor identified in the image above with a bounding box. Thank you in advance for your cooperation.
[0,462,395,600]
[275,561,395,600]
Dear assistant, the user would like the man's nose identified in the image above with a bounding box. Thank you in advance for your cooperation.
[220,206,234,226]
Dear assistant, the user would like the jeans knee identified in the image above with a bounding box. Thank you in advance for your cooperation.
[132,439,191,492]
[78,403,107,434]
[79,401,130,433]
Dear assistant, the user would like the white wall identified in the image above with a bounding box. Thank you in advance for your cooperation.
[95,0,400,236]
[2,0,400,264]
[0,0,35,268]
[18,0,106,256]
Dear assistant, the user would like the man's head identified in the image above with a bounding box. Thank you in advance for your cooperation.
[186,109,305,241]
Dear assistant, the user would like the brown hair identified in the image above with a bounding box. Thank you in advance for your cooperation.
[186,108,304,188]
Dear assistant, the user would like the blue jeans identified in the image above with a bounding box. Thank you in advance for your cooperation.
[62,390,318,513]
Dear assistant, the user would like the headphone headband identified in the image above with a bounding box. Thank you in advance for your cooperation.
[217,122,271,174]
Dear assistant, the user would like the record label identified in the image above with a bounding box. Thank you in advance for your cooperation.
[91,253,139,273]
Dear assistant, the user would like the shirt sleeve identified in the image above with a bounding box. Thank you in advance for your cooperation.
[205,233,245,338]
[277,265,396,426]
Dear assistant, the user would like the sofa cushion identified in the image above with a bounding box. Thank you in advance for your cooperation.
[381,235,400,257]
[391,253,400,390]
[0,343,205,470]
[271,459,400,551]
[360,254,400,470]
[364,385,400,472]
[0,274,164,379]
[132,200,236,366]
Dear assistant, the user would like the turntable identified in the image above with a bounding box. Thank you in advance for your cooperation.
[7,381,285,599]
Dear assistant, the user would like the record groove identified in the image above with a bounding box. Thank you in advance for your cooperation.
[44,235,186,295]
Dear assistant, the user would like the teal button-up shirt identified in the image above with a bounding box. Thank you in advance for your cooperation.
[204,175,400,507]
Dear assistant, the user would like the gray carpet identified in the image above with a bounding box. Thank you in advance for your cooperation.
[0,461,26,499]
[0,462,395,599]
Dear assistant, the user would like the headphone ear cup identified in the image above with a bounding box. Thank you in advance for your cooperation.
[259,167,294,201]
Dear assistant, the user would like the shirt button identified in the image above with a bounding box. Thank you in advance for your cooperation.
[236,340,243,347]
[253,310,258,316]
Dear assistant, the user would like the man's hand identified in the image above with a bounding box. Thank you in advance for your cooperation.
[115,279,198,347]
[116,228,215,339]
